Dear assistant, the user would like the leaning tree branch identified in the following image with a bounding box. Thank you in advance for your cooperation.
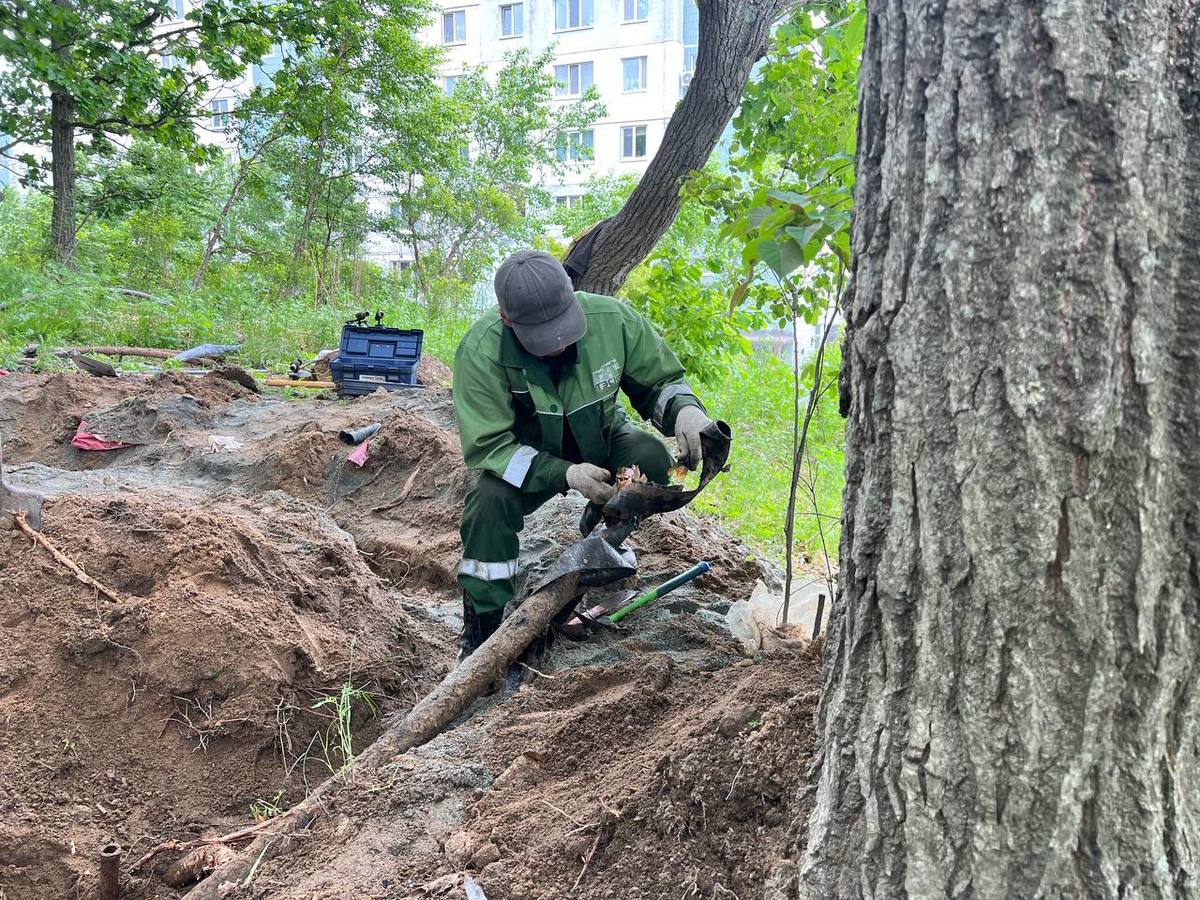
[576,0,798,294]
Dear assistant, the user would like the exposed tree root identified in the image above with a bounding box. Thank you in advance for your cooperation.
[12,511,124,602]
[185,574,580,899]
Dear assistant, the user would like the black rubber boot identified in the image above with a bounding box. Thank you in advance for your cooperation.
[457,595,503,665]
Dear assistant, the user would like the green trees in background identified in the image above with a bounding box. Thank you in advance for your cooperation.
[0,27,599,346]
[0,0,428,264]
[375,48,603,318]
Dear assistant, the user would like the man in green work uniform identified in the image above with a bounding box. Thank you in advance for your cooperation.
[453,249,714,659]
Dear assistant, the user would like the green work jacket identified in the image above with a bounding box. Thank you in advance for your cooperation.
[453,292,703,493]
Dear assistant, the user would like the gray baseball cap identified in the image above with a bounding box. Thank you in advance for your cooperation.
[494,250,586,356]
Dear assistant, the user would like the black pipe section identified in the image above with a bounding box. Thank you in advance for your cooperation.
[338,422,382,445]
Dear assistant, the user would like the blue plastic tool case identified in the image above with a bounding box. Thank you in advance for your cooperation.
[331,324,424,396]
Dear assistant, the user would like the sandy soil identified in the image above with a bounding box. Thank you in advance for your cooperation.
[0,370,818,899]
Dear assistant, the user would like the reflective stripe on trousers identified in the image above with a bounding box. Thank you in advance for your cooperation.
[457,558,519,581]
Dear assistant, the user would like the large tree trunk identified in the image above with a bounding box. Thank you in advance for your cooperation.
[575,0,793,294]
[790,1,1200,897]
[50,89,76,266]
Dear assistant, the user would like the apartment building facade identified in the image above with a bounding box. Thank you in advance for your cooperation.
[426,0,699,205]
[0,1,699,270]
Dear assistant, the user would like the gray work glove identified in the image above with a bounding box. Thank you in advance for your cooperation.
[566,462,616,504]
[673,405,713,471]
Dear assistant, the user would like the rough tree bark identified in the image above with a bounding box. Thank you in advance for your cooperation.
[575,0,794,294]
[48,0,78,266]
[784,2,1200,898]
[50,88,77,266]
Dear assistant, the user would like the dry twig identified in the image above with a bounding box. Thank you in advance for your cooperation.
[130,818,280,872]
[371,460,424,513]
[12,511,123,602]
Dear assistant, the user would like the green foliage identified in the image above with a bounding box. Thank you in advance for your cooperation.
[0,0,391,177]
[695,343,845,560]
[377,48,604,317]
[688,0,863,321]
[309,669,377,780]
[249,790,285,821]
[0,0,438,260]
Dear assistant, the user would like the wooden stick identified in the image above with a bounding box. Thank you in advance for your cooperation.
[263,379,338,389]
[186,575,580,900]
[12,512,123,603]
[70,346,180,360]
[68,346,216,368]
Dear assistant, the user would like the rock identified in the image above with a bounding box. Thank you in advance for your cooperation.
[492,753,545,790]
[471,842,501,867]
[163,512,185,530]
[717,704,760,737]
[444,830,484,868]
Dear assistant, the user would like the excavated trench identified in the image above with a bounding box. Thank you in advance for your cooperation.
[0,370,819,899]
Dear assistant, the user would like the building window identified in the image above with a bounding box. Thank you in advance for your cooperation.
[445,75,460,94]
[160,52,180,69]
[556,129,594,162]
[169,0,185,19]
[622,56,647,92]
[554,62,593,97]
[252,42,285,88]
[620,124,647,159]
[442,10,466,44]
[500,2,524,36]
[555,194,583,209]
[554,0,593,30]
[682,0,698,72]
[210,98,232,129]
[622,0,648,21]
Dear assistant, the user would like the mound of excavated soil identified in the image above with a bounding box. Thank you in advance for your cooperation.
[0,490,449,899]
[0,371,818,900]
[237,643,821,900]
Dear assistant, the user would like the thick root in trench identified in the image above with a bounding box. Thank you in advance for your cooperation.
[185,575,579,899]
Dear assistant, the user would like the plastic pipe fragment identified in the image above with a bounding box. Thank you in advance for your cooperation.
[98,842,122,900]
[608,561,711,623]
[338,422,383,445]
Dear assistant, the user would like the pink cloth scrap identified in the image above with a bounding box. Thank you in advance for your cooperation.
[0,369,9,376]
[347,439,370,467]
[71,421,133,451]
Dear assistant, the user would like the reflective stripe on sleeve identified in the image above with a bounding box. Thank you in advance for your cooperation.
[653,382,697,429]
[501,444,539,487]
[457,558,520,581]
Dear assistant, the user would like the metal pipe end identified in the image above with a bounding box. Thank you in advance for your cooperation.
[98,842,122,900]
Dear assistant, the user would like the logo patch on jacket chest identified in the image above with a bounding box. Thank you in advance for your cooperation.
[592,359,620,391]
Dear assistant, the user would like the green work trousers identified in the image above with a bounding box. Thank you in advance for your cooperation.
[458,422,673,615]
